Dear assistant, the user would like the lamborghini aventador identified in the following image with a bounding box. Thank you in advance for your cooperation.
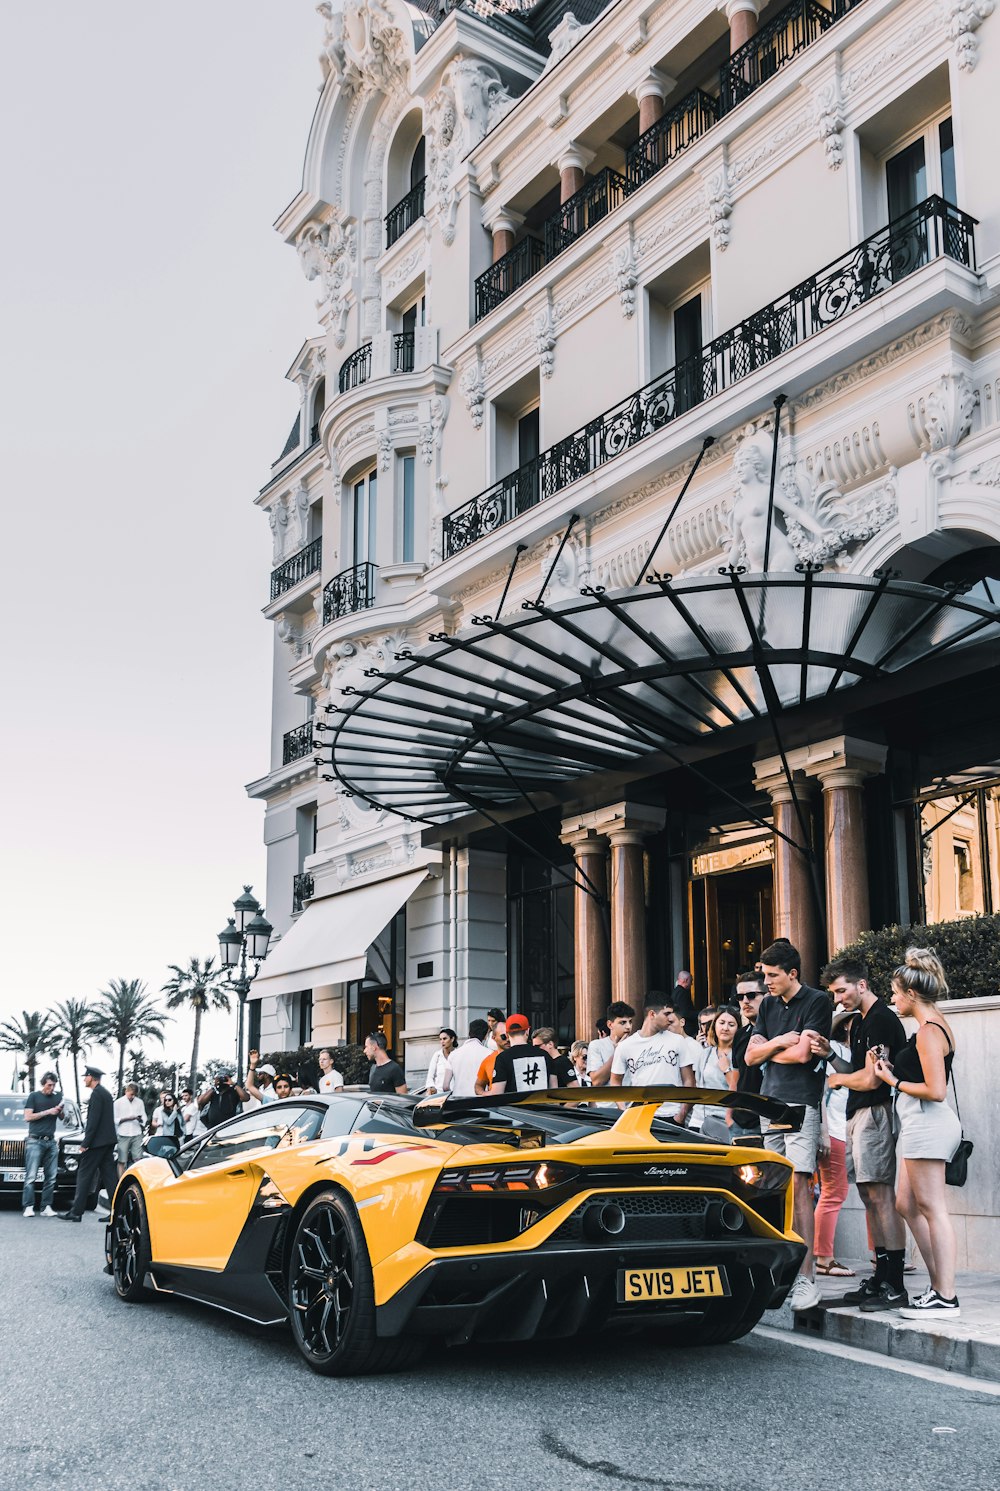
[105,1086,806,1375]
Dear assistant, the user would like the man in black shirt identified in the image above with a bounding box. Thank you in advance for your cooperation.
[812,956,909,1310]
[671,970,697,1037]
[23,1072,63,1217]
[730,972,766,1137]
[364,1032,408,1094]
[745,940,832,1311]
[60,1066,119,1222]
[489,1014,557,1094]
[197,1069,250,1129]
[532,1028,578,1087]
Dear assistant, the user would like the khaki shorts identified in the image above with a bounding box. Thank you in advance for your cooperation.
[117,1132,143,1169]
[763,1102,821,1174]
[845,1103,896,1186]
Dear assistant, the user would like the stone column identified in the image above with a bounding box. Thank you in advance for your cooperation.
[633,69,675,135]
[803,737,888,955]
[560,824,610,1041]
[721,0,759,52]
[556,143,594,204]
[486,209,523,263]
[754,760,820,985]
[596,804,666,1008]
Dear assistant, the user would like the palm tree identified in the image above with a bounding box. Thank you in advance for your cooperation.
[0,1010,59,1090]
[161,956,231,1091]
[88,979,170,1094]
[49,998,93,1110]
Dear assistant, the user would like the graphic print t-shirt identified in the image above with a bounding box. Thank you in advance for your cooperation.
[491,1045,554,1093]
[611,1030,690,1116]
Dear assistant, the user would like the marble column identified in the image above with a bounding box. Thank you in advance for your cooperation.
[633,69,674,135]
[487,210,523,263]
[560,826,610,1041]
[754,764,820,985]
[598,805,666,1009]
[803,737,888,956]
[556,144,593,204]
[722,0,759,53]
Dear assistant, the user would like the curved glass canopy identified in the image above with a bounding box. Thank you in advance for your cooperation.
[321,569,1000,825]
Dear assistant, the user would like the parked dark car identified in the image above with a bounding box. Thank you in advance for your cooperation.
[0,1091,85,1206]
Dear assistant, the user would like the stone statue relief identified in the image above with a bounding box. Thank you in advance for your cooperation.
[726,434,826,570]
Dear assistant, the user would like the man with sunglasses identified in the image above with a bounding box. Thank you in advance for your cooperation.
[475,1022,508,1094]
[730,972,767,1138]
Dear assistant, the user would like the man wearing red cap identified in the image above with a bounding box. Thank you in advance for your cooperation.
[489,1015,558,1094]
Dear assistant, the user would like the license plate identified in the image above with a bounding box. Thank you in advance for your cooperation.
[619,1266,728,1303]
[3,1169,33,1183]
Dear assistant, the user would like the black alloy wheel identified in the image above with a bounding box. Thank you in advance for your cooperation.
[111,1183,152,1302]
[287,1189,422,1376]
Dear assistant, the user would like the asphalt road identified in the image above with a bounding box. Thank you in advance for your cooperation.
[4,1205,999,1491]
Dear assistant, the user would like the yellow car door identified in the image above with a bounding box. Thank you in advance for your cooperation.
[152,1107,295,1270]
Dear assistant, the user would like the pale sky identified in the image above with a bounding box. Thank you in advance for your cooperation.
[0,2,323,1077]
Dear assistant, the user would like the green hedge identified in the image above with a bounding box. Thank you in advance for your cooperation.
[834,913,1000,1000]
[259,1043,370,1088]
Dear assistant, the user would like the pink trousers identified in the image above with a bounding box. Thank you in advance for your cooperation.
[814,1137,848,1258]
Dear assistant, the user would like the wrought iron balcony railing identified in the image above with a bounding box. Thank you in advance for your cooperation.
[472,0,871,322]
[444,196,976,558]
[476,237,547,321]
[385,177,426,249]
[338,343,372,394]
[270,537,322,602]
[544,168,631,260]
[282,721,315,766]
[393,330,415,374]
[626,90,720,188]
[323,561,378,624]
[292,871,314,914]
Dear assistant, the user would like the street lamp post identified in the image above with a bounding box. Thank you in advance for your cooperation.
[217,885,273,1077]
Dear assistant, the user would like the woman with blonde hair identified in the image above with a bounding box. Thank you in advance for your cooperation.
[871,947,961,1318]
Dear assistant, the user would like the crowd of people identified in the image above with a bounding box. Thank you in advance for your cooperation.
[21,942,964,1325]
[423,939,965,1321]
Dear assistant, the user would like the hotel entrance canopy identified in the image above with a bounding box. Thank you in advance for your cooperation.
[322,570,1000,825]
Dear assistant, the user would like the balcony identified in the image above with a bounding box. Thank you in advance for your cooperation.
[393,329,415,374]
[472,0,871,322]
[270,537,322,602]
[323,560,378,624]
[386,177,426,249]
[282,721,315,766]
[292,871,314,914]
[338,343,372,394]
[445,196,977,558]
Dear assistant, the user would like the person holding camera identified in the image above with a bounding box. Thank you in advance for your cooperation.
[196,1069,249,1129]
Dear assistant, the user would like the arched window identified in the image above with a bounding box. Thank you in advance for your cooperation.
[409,135,425,192]
[310,378,325,443]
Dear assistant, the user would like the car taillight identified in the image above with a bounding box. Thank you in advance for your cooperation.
[433,1161,576,1194]
[735,1161,789,1191]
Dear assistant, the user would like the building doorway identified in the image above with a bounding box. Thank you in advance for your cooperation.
[689,865,773,1005]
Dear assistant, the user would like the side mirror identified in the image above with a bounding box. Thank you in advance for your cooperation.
[146,1136,180,1160]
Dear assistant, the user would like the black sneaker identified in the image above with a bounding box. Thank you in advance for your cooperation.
[841,1276,880,1305]
[859,1282,909,1312]
[900,1291,961,1319]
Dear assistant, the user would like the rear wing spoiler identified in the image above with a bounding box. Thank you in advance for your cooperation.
[412,1086,805,1132]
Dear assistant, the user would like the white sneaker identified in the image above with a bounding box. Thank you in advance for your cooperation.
[899,1290,961,1319]
[40,1206,58,1218]
[788,1274,822,1311]
[23,1205,35,1218]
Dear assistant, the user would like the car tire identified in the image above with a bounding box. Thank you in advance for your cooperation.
[111,1182,153,1302]
[287,1189,423,1376]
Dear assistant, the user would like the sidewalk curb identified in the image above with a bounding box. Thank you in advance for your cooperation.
[763,1299,1000,1384]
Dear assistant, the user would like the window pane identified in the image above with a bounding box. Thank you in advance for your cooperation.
[368,472,378,560]
[939,118,956,204]
[188,1112,292,1170]
[402,455,415,563]
[353,478,365,565]
[886,138,927,220]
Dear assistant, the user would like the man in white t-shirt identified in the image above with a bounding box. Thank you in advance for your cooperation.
[610,999,696,1124]
[179,1087,205,1138]
[447,1020,491,1098]
[586,1002,635,1086]
[316,1047,345,1094]
[113,1083,146,1176]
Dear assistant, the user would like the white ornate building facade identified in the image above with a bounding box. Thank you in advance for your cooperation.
[247,0,1000,1137]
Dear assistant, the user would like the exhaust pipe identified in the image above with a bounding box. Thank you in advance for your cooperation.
[583,1201,627,1241]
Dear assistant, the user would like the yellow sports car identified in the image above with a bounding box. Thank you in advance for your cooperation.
[105,1087,806,1375]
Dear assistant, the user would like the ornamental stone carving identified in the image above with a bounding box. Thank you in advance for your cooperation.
[296,217,358,347]
[814,78,846,169]
[534,304,557,378]
[939,0,995,71]
[291,483,312,551]
[316,0,408,95]
[460,353,486,429]
[542,13,592,74]
[377,429,392,470]
[704,165,733,251]
[612,242,639,318]
[426,56,516,245]
[268,496,290,563]
[907,371,979,452]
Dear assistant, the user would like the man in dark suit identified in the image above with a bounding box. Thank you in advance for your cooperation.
[672,970,697,1037]
[60,1066,119,1222]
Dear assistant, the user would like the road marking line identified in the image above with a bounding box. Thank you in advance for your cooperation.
[755,1326,1000,1397]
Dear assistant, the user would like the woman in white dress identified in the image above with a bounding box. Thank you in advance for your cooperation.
[695,1005,740,1126]
[426,1029,457,1094]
